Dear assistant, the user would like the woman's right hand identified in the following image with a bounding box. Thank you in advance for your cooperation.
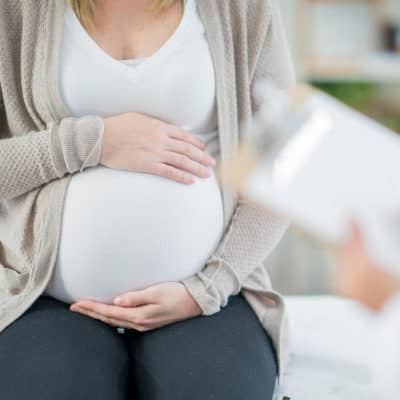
[99,112,216,184]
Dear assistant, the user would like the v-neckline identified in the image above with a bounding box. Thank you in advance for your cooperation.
[45,0,191,120]
[65,0,190,76]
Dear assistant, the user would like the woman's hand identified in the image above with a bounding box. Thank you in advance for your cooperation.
[99,112,216,184]
[69,282,202,331]
[334,220,400,312]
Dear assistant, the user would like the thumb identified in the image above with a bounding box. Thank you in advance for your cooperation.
[114,287,155,307]
[349,218,364,248]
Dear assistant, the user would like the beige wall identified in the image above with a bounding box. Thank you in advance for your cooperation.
[279,0,400,56]
[387,0,400,21]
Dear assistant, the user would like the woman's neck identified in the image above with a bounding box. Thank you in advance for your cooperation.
[85,0,184,60]
[93,0,179,33]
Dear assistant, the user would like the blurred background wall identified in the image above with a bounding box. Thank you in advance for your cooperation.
[267,0,400,295]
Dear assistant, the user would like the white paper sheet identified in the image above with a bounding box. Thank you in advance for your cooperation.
[242,90,400,276]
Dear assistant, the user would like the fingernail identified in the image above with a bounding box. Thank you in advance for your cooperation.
[114,297,121,305]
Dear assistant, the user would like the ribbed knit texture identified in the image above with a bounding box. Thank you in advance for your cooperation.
[182,199,289,312]
[0,117,104,200]
[0,0,295,383]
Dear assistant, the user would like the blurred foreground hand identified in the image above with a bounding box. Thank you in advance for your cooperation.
[334,221,400,312]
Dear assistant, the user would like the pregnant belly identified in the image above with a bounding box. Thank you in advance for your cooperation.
[44,165,225,304]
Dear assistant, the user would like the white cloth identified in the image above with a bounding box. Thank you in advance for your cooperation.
[276,296,378,400]
[367,291,400,399]
[44,0,224,304]
[277,294,400,400]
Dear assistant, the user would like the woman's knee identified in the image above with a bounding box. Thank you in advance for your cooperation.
[0,295,130,400]
[127,293,277,400]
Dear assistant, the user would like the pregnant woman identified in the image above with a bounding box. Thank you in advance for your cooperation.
[0,0,294,399]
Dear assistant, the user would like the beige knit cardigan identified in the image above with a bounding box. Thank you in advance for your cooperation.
[0,0,295,381]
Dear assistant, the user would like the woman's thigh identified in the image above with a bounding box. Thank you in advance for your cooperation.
[125,293,277,400]
[0,295,130,400]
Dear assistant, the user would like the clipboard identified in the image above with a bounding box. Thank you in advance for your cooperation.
[222,82,400,275]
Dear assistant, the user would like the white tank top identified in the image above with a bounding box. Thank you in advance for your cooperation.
[44,0,224,304]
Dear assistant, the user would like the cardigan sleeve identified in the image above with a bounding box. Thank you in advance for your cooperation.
[250,0,295,105]
[0,90,105,200]
[181,0,296,315]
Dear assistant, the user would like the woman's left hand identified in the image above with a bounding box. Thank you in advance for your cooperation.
[69,282,202,331]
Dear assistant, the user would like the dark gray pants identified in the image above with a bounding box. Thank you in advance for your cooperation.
[0,292,277,400]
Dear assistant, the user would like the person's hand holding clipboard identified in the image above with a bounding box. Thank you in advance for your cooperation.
[221,80,400,280]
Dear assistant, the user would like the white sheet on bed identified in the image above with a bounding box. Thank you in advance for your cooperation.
[274,296,381,400]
